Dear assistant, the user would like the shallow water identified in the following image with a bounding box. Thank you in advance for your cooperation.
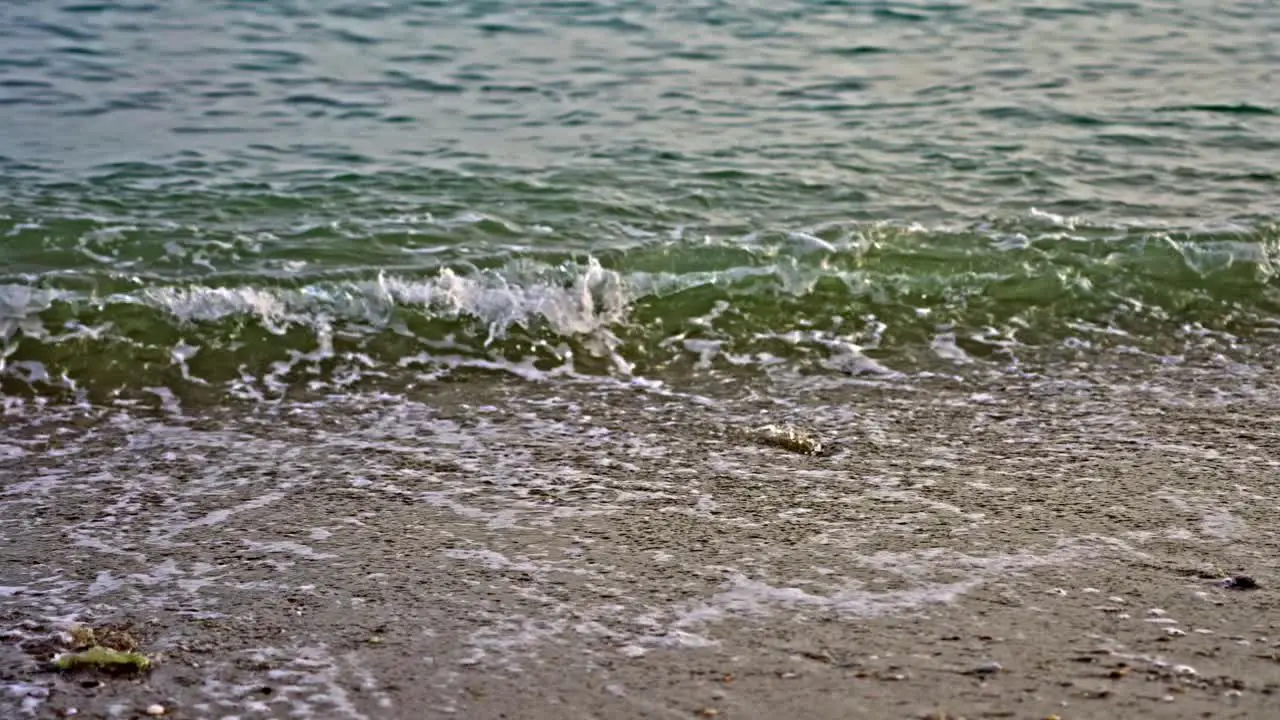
[2,0,1278,406]
[4,369,1279,717]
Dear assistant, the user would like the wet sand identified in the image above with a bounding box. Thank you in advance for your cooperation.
[2,369,1279,719]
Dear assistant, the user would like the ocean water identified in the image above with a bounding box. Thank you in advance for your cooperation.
[1,0,1277,406]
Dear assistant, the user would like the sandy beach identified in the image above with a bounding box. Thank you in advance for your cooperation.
[3,367,1278,720]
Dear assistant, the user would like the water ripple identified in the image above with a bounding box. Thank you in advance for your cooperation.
[0,0,1278,398]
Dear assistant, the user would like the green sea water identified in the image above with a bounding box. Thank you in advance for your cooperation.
[2,0,1279,404]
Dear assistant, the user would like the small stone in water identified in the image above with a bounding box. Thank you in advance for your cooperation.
[973,660,1003,675]
[751,424,824,455]
[1221,575,1259,591]
[144,705,165,716]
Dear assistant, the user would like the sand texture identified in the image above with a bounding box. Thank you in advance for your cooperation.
[2,372,1279,719]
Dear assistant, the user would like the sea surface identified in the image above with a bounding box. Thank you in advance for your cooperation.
[2,0,1277,410]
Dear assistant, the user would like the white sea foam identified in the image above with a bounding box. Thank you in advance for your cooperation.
[127,259,630,344]
[0,285,62,369]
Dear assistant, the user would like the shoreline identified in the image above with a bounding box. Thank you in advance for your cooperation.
[2,371,1279,718]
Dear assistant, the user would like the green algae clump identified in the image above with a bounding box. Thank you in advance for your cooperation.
[53,645,152,673]
[53,623,151,674]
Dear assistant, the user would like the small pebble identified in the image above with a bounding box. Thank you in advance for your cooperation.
[973,660,1003,675]
[1221,575,1259,591]
[1165,628,1186,637]
[144,705,165,717]
[751,424,824,455]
